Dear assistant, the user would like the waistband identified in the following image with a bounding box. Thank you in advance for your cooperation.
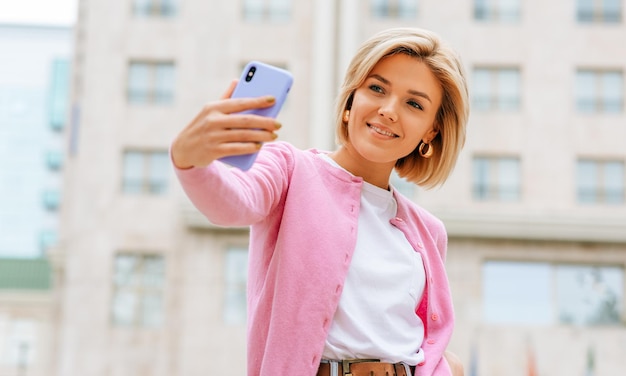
[317,359,414,376]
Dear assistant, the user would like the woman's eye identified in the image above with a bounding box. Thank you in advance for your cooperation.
[408,100,423,110]
[369,84,384,93]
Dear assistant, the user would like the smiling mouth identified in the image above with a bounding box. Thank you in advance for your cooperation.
[368,123,398,138]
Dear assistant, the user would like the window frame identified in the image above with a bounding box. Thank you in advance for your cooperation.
[483,260,625,326]
[127,61,176,105]
[472,66,521,112]
[576,158,625,204]
[111,252,166,328]
[122,149,170,195]
[472,155,522,202]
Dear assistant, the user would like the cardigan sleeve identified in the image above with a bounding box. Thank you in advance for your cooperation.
[172,142,295,226]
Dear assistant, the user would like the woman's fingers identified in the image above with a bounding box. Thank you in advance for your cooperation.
[208,95,277,117]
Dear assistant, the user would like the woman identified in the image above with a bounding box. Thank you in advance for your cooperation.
[172,27,469,376]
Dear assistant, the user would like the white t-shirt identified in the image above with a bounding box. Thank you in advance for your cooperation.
[320,156,426,365]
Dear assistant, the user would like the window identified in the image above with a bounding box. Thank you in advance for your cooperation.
[127,61,175,104]
[371,0,417,19]
[133,0,178,17]
[49,59,70,131]
[474,0,520,22]
[45,150,63,170]
[483,261,624,326]
[223,247,248,325]
[39,230,57,253]
[243,0,291,22]
[577,0,622,23]
[473,67,520,111]
[576,69,623,113]
[577,159,624,204]
[42,190,61,211]
[111,253,165,328]
[122,150,169,195]
[473,156,521,201]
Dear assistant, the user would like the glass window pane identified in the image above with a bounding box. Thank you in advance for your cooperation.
[371,0,389,18]
[577,160,597,203]
[112,290,137,326]
[128,63,149,103]
[269,0,291,21]
[148,152,169,194]
[243,0,264,21]
[160,0,178,16]
[123,151,144,193]
[398,0,418,19]
[603,0,622,22]
[142,292,164,327]
[498,158,520,201]
[472,69,492,111]
[557,265,623,325]
[499,0,520,22]
[604,161,624,204]
[602,71,623,113]
[133,0,152,16]
[474,0,489,20]
[155,63,175,104]
[472,157,489,200]
[46,150,64,170]
[114,254,140,286]
[576,71,596,113]
[498,69,520,110]
[142,255,165,287]
[49,59,70,130]
[483,261,553,324]
[224,248,248,325]
[577,0,594,21]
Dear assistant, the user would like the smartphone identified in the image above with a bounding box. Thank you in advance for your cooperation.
[218,61,293,171]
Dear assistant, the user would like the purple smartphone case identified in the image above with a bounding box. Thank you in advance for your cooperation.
[218,61,293,171]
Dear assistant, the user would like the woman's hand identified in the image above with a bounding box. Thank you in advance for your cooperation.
[171,80,282,169]
[444,350,464,376]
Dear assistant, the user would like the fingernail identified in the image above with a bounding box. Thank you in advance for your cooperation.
[274,121,282,129]
[255,142,263,149]
[265,96,276,103]
[271,133,278,140]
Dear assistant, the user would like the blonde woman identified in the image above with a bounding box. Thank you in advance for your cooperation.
[172,27,469,376]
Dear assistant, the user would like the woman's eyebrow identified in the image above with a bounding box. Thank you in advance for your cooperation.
[369,74,432,103]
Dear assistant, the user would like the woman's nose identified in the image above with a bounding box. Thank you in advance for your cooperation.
[378,98,399,122]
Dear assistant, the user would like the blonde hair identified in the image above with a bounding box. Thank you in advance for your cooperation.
[334,27,469,189]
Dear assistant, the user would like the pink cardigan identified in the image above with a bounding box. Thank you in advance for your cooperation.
[174,141,454,376]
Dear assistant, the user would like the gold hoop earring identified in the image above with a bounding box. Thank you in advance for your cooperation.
[418,141,433,158]
[343,110,350,123]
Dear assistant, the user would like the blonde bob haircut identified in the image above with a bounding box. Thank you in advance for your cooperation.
[334,27,469,189]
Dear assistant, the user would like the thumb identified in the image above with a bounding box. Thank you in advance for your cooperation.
[221,79,238,99]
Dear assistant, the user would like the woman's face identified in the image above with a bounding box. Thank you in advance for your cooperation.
[345,53,442,165]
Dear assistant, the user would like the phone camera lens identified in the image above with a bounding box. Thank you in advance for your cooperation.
[245,66,256,82]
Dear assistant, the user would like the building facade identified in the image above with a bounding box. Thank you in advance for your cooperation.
[0,23,71,376]
[0,24,71,258]
[56,0,626,375]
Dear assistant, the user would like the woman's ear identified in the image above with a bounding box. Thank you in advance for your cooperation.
[423,127,439,144]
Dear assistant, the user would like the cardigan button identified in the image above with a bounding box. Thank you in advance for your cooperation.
[427,339,435,345]
[431,313,439,321]
[394,217,403,222]
[417,361,425,366]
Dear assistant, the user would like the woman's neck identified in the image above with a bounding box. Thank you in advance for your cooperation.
[328,145,394,190]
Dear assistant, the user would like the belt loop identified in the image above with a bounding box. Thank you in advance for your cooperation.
[403,363,412,376]
[330,360,338,376]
